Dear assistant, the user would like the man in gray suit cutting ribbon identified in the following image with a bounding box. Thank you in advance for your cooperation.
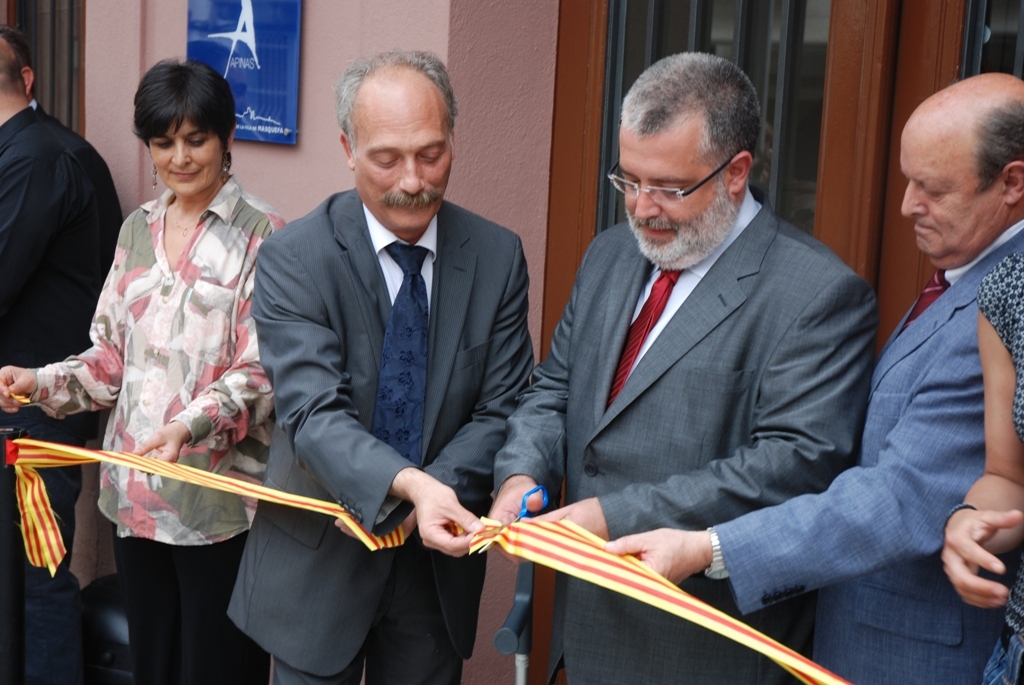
[607,73,1024,685]
[227,50,533,685]
[490,52,878,684]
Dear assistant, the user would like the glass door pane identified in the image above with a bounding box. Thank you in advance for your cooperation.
[16,0,82,132]
[982,0,1022,74]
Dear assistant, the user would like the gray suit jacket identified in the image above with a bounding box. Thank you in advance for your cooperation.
[718,229,1024,685]
[227,190,533,676]
[494,196,878,685]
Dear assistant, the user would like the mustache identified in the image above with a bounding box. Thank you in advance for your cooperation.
[381,188,442,209]
[629,215,678,232]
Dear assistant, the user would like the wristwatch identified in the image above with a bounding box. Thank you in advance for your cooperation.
[705,527,729,579]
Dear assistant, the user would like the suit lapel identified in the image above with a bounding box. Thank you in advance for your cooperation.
[872,229,1024,392]
[422,204,476,461]
[594,208,777,437]
[870,285,965,392]
[876,308,910,361]
[589,249,653,427]
[331,192,391,371]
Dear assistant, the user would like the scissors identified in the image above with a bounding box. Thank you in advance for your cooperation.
[478,484,549,552]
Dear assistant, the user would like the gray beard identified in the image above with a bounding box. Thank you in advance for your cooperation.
[627,180,740,271]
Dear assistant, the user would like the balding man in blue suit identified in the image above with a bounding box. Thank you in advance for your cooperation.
[607,72,1024,684]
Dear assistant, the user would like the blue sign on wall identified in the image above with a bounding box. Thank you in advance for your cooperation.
[187,0,301,145]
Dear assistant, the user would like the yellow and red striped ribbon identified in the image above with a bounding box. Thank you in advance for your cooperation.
[13,460,66,573]
[5,437,404,575]
[470,518,852,685]
[8,436,847,682]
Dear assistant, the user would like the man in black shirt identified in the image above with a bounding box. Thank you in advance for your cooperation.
[0,30,102,685]
[0,25,121,274]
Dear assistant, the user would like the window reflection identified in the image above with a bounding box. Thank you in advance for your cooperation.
[979,0,1022,75]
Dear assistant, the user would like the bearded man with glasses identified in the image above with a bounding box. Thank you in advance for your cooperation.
[489,52,878,685]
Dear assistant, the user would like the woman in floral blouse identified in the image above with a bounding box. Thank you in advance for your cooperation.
[0,59,283,685]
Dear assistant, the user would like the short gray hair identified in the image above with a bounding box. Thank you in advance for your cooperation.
[621,52,760,162]
[335,49,457,144]
[976,99,1024,191]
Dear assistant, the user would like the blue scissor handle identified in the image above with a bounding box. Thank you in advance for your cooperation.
[518,485,549,519]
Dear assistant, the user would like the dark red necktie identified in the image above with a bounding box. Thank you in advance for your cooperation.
[607,270,682,407]
[901,269,949,331]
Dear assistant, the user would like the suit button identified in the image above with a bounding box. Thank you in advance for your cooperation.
[583,464,598,476]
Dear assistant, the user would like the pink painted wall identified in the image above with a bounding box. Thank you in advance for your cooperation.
[85,0,449,222]
[78,1,560,682]
[446,0,558,355]
[446,1,559,681]
[81,0,554,341]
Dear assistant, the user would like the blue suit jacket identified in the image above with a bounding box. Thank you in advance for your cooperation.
[717,230,1024,685]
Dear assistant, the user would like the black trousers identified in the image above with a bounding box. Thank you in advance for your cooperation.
[273,539,461,685]
[112,529,269,685]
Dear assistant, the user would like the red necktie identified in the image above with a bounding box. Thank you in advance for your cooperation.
[607,270,681,407]
[901,269,949,331]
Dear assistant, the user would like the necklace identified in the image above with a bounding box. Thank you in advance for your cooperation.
[171,205,200,237]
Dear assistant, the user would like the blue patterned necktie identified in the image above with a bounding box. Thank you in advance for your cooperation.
[372,243,430,465]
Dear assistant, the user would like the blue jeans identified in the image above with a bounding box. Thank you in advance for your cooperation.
[983,631,1024,685]
[14,421,86,685]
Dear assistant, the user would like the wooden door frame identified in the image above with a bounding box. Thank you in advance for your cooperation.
[812,0,971,350]
[542,0,610,355]
[815,0,969,348]
[874,0,967,343]
[534,2,610,682]
[812,0,901,285]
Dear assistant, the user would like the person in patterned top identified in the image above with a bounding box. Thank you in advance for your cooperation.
[0,59,284,685]
[944,251,1024,685]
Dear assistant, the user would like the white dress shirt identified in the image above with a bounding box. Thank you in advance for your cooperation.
[363,204,438,307]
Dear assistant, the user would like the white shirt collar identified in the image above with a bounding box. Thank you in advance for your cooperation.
[945,214,1024,285]
[363,205,438,260]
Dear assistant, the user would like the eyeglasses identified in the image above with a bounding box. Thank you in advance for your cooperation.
[607,154,736,205]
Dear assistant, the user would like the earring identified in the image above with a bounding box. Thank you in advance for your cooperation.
[151,165,158,189]
[221,151,232,181]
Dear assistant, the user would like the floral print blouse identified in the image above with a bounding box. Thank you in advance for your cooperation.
[30,178,284,544]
